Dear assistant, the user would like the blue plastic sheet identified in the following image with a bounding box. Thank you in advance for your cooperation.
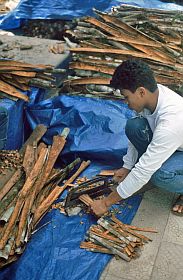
[0,98,25,150]
[26,92,134,167]
[0,0,183,30]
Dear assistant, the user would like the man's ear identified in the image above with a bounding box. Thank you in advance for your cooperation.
[137,87,146,97]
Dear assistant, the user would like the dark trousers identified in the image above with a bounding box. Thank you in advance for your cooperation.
[125,117,183,194]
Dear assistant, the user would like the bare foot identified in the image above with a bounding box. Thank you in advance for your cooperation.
[172,195,183,214]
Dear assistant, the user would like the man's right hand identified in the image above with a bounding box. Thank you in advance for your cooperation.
[113,167,130,183]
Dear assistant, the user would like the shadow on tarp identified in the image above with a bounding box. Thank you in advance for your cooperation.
[0,0,183,30]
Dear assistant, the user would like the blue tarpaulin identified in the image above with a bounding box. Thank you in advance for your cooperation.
[0,0,183,30]
[0,98,25,150]
[26,92,134,166]
[0,91,143,280]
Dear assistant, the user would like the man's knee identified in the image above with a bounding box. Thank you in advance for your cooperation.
[151,169,176,184]
[125,117,148,138]
[150,169,177,192]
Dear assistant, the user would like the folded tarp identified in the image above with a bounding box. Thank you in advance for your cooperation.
[0,0,183,30]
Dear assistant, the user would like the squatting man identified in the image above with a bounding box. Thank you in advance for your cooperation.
[90,59,183,217]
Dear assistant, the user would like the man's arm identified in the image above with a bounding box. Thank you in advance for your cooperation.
[123,140,138,170]
[117,126,183,199]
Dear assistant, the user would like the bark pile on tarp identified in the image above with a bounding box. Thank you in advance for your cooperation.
[0,124,90,268]
[81,215,157,261]
[63,4,183,99]
[0,60,65,102]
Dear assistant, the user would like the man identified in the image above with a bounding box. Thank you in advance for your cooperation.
[91,59,183,217]
[0,107,8,149]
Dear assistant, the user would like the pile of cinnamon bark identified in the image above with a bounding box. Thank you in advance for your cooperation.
[0,124,90,268]
[81,215,157,261]
[0,59,64,102]
[63,4,183,99]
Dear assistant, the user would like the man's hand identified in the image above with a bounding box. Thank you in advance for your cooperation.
[113,167,130,183]
[90,191,123,217]
[90,199,108,217]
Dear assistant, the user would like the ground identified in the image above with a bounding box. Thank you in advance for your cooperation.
[100,188,183,280]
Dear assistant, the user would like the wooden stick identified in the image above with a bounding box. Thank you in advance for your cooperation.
[0,197,24,250]
[19,147,48,199]
[79,194,93,206]
[23,144,37,178]
[61,160,91,191]
[33,185,64,226]
[111,216,152,242]
[111,215,157,233]
[99,170,115,176]
[33,160,91,226]
[19,124,47,155]
[0,169,22,201]
[36,128,70,195]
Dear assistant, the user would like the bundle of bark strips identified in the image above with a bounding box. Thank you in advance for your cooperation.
[0,124,90,268]
[80,215,157,261]
[63,5,183,99]
[0,59,64,102]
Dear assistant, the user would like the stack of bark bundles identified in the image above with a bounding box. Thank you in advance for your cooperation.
[0,59,65,102]
[63,4,183,99]
[80,215,157,262]
[0,124,90,268]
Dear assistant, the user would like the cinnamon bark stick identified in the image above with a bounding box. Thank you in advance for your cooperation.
[23,145,37,178]
[19,124,47,155]
[89,232,131,261]
[33,160,90,226]
[112,215,157,233]
[99,170,115,176]
[15,147,49,246]
[79,194,93,206]
[35,128,70,195]
[33,185,64,226]
[19,147,48,199]
[0,147,48,250]
[61,160,91,191]
[0,198,24,250]
[0,169,22,201]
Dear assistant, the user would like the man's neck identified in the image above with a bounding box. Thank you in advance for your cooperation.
[146,88,159,113]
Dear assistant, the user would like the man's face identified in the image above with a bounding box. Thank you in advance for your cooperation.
[120,88,146,113]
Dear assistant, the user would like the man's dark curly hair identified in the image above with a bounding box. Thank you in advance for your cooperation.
[110,59,157,93]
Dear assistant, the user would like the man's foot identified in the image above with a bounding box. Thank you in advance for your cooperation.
[172,195,183,215]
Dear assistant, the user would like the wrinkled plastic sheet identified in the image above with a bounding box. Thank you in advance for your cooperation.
[0,0,183,30]
[0,98,24,150]
[26,92,134,166]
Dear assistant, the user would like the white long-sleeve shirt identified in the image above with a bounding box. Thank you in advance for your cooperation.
[117,84,183,199]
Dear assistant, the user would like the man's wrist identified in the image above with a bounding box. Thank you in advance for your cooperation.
[104,191,123,208]
[103,197,112,208]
